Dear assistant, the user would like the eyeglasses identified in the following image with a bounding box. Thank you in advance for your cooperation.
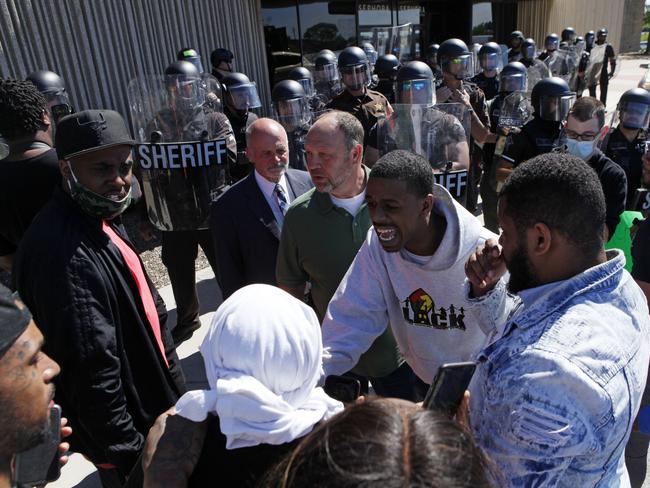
[564,128,600,141]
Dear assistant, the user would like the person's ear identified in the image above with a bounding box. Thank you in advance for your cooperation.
[59,159,71,179]
[351,143,363,164]
[421,193,434,216]
[528,222,552,257]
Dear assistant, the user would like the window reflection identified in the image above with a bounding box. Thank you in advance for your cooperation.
[472,2,494,44]
[299,0,356,58]
[262,0,301,85]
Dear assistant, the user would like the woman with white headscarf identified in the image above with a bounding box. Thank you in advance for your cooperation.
[142,284,343,488]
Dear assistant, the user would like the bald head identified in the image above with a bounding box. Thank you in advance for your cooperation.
[245,118,289,183]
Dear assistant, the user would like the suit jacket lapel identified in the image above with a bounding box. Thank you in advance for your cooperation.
[244,172,281,240]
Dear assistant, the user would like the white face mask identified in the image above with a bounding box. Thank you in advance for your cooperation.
[565,137,597,160]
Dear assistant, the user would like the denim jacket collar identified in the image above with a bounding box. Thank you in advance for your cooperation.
[512,249,625,329]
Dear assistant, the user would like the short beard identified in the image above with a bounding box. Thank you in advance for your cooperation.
[0,394,49,455]
[506,243,540,294]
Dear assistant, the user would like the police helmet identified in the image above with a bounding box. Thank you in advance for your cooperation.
[521,38,537,60]
[617,88,650,130]
[478,42,502,71]
[177,47,204,74]
[338,47,371,91]
[164,61,202,109]
[271,80,310,132]
[374,54,401,79]
[597,28,608,38]
[510,30,525,40]
[531,76,575,121]
[561,27,576,43]
[26,70,66,95]
[221,72,262,111]
[314,50,339,83]
[395,61,435,105]
[575,36,584,44]
[439,39,472,79]
[288,67,315,97]
[362,42,378,65]
[545,33,560,51]
[425,43,440,65]
[165,60,200,77]
[585,31,596,49]
[499,62,528,93]
[26,70,73,121]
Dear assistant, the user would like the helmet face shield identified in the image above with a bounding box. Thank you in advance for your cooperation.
[227,83,262,110]
[340,63,371,91]
[522,44,536,60]
[500,73,527,93]
[165,75,202,110]
[396,79,435,105]
[273,97,310,132]
[619,101,650,130]
[546,38,559,51]
[364,49,378,66]
[479,52,502,71]
[539,93,576,121]
[186,57,204,74]
[296,78,315,97]
[314,63,339,83]
[444,54,472,79]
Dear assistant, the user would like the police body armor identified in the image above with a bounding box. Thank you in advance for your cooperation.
[287,126,309,171]
[378,103,471,206]
[128,74,236,231]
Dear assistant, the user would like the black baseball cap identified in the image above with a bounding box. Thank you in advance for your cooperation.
[0,284,31,358]
[55,109,135,160]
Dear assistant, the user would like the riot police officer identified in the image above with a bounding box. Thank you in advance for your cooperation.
[365,61,470,202]
[313,49,341,105]
[585,31,596,52]
[604,88,650,208]
[519,38,537,68]
[26,70,73,122]
[362,42,378,67]
[560,27,577,48]
[287,66,325,112]
[482,61,529,231]
[538,33,559,62]
[271,79,311,170]
[210,48,234,81]
[221,71,261,181]
[177,47,205,73]
[373,54,400,103]
[470,42,502,101]
[436,38,495,211]
[145,60,236,345]
[588,28,616,105]
[501,76,575,167]
[424,43,443,84]
[508,30,525,62]
[326,46,391,147]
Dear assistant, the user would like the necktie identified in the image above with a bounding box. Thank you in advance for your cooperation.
[275,183,289,216]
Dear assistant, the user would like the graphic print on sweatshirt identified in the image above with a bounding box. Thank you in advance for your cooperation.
[402,288,466,330]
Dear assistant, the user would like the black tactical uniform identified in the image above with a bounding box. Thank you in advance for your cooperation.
[588,29,616,105]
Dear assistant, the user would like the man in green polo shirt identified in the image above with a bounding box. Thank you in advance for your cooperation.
[276,110,423,400]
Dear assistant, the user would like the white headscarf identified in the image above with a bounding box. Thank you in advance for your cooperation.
[175,284,343,449]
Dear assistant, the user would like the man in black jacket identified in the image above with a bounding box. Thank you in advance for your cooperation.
[13,110,185,488]
[563,97,627,239]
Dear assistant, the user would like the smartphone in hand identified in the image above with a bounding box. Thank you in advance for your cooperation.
[324,375,361,403]
[423,362,476,417]
[15,404,62,486]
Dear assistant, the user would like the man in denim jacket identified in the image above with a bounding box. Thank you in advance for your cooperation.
[465,152,650,487]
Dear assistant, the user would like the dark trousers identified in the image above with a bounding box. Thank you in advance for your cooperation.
[161,229,218,334]
[626,365,650,488]
[347,362,429,402]
[588,75,609,105]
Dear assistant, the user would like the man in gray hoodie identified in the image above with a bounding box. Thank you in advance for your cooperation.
[322,150,497,385]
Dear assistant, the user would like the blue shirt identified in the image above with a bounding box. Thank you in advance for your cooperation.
[466,250,650,487]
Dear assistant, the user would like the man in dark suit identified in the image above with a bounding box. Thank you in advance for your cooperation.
[210,118,312,299]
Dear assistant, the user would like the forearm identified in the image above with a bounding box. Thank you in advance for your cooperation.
[0,253,13,273]
[279,283,306,301]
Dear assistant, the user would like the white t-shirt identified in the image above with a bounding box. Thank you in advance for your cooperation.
[330,190,366,216]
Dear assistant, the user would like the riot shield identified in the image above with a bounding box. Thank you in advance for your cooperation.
[497,92,533,130]
[547,49,577,86]
[526,60,551,97]
[127,74,236,231]
[0,137,7,160]
[584,43,607,87]
[379,104,470,205]
[499,44,509,71]
[372,24,413,61]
